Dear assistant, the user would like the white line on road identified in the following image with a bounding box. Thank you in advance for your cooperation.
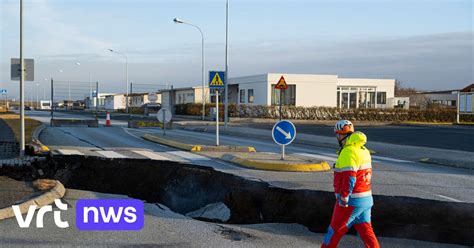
[372,155,413,163]
[294,153,337,163]
[56,149,84,155]
[434,194,463,203]
[167,151,210,161]
[132,150,170,161]
[95,150,127,159]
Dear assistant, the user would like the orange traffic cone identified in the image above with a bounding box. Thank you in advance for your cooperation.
[105,111,111,127]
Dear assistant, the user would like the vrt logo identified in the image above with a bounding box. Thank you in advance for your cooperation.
[12,199,69,228]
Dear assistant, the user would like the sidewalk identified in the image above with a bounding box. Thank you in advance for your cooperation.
[173,121,474,170]
[0,176,41,209]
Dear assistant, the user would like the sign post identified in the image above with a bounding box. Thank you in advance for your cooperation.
[272,120,296,160]
[274,75,288,120]
[209,71,225,146]
[157,108,172,135]
[1,89,7,110]
[11,58,35,156]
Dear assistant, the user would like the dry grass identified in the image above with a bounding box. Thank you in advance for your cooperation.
[0,113,42,143]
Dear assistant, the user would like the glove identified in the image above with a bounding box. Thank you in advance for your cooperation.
[337,196,349,208]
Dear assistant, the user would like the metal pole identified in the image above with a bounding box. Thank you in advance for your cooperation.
[51,78,54,121]
[19,0,25,157]
[216,91,220,146]
[125,57,129,115]
[163,109,166,136]
[96,81,99,114]
[89,72,92,100]
[281,145,285,160]
[224,0,229,129]
[201,30,205,121]
[456,92,460,124]
[279,89,282,121]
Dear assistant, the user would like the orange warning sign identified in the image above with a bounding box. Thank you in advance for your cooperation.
[274,75,288,90]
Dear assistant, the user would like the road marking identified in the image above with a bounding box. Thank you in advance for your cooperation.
[295,153,337,163]
[434,194,463,203]
[372,155,413,163]
[132,150,170,161]
[95,150,127,159]
[56,149,84,155]
[167,151,210,161]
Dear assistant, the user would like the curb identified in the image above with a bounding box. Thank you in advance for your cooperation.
[0,180,66,220]
[30,124,50,155]
[222,155,331,172]
[142,134,256,153]
[419,158,473,170]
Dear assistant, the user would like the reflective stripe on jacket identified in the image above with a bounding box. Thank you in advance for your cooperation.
[334,131,373,207]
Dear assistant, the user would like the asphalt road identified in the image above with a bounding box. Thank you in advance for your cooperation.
[240,122,474,152]
[24,110,474,204]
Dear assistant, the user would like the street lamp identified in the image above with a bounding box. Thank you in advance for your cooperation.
[108,49,129,114]
[173,17,206,120]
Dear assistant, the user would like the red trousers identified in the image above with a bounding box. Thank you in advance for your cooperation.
[321,203,380,248]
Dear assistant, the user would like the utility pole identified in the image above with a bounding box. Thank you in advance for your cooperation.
[224,0,229,128]
[19,0,25,157]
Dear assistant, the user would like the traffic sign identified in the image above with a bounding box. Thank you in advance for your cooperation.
[272,120,296,146]
[157,108,172,123]
[209,71,225,89]
[11,58,34,81]
[148,92,157,102]
[275,75,288,90]
[0,89,6,94]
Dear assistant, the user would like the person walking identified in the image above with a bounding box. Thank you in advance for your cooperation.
[321,120,380,248]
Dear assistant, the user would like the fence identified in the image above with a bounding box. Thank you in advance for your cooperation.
[51,79,99,119]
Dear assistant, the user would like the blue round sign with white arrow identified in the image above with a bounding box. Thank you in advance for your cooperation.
[272,120,296,146]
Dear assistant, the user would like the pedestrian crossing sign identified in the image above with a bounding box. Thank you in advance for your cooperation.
[275,75,288,90]
[209,71,225,89]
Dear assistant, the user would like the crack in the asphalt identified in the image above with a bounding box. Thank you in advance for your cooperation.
[59,130,103,150]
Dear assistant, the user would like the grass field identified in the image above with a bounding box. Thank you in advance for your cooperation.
[0,112,42,143]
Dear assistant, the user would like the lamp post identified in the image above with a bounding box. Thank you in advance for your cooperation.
[108,49,129,114]
[173,17,206,120]
[224,0,229,128]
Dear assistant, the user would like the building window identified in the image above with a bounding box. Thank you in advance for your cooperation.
[248,89,254,103]
[377,92,386,104]
[239,89,246,103]
[271,85,296,106]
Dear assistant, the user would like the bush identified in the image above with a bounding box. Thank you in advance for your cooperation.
[173,103,474,123]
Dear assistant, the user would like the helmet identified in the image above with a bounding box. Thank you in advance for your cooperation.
[334,120,354,135]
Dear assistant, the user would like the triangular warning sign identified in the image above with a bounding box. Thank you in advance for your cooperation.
[210,73,224,87]
[275,75,288,90]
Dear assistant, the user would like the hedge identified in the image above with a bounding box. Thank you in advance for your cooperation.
[174,103,474,123]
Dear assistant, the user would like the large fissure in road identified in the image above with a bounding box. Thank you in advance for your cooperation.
[2,155,473,246]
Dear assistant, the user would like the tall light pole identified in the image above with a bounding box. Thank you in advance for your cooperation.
[173,17,206,120]
[108,49,129,113]
[224,0,229,128]
[19,0,25,157]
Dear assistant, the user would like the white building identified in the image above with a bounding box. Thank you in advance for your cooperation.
[229,73,396,109]
[129,92,161,108]
[104,94,126,110]
[160,86,210,111]
[85,93,110,110]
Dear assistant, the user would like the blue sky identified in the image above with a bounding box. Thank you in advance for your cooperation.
[1,0,473,98]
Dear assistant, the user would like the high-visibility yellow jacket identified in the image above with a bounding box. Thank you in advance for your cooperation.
[334,131,373,207]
